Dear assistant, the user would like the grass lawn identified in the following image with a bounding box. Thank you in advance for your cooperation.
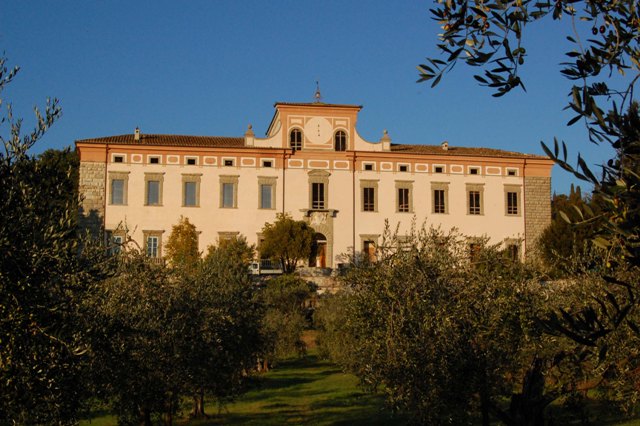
[190,354,405,426]
[81,341,406,425]
[79,332,640,425]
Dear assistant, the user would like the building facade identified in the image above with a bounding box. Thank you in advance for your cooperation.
[76,101,553,267]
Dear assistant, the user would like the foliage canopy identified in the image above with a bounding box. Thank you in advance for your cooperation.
[260,213,315,273]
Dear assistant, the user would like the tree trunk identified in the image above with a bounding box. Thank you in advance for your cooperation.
[509,357,548,426]
[191,388,207,418]
[140,407,152,426]
[480,390,490,426]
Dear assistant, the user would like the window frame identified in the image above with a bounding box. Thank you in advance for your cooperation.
[466,183,484,216]
[334,130,347,151]
[504,239,521,261]
[395,180,413,213]
[308,170,330,210]
[219,175,239,209]
[258,176,277,210]
[360,234,380,263]
[431,182,449,214]
[108,171,129,205]
[360,179,379,212]
[504,184,522,216]
[182,173,201,207]
[144,172,164,206]
[290,128,303,151]
[143,230,164,258]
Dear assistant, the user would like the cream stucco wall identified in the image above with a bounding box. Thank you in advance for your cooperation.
[78,101,552,265]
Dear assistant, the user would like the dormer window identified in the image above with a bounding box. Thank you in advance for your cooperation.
[334,130,346,151]
[290,129,302,151]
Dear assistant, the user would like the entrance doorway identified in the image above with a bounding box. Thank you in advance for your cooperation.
[309,233,327,268]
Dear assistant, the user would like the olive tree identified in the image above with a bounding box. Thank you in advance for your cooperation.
[419,0,640,369]
[186,236,263,418]
[259,274,313,368]
[0,56,111,424]
[318,226,567,424]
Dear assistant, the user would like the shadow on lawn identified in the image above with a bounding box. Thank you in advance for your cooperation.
[194,354,407,425]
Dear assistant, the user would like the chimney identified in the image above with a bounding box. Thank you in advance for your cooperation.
[441,141,449,151]
[134,127,141,142]
[380,129,391,151]
[244,124,255,147]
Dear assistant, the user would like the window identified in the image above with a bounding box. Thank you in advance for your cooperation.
[504,185,521,216]
[143,230,164,259]
[184,182,197,206]
[220,175,239,209]
[432,182,449,214]
[469,242,482,262]
[106,230,125,255]
[398,188,409,212]
[468,191,481,214]
[111,179,124,204]
[258,177,277,210]
[223,159,234,167]
[359,235,380,262]
[363,240,376,262]
[308,170,330,210]
[395,181,413,213]
[222,183,235,207]
[434,165,444,173]
[398,164,409,172]
[466,184,484,215]
[144,173,164,206]
[182,174,201,207]
[363,187,375,211]
[260,184,273,209]
[469,167,479,175]
[109,172,129,205]
[434,190,445,213]
[262,160,273,168]
[507,192,518,215]
[290,129,302,151]
[506,242,520,261]
[360,180,378,212]
[507,168,518,176]
[147,236,159,257]
[147,181,160,205]
[186,157,197,165]
[334,130,346,151]
[218,231,239,246]
[113,155,124,163]
[149,156,160,164]
[312,183,325,209]
[364,163,374,171]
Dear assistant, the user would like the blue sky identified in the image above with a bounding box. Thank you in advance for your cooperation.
[1,0,619,194]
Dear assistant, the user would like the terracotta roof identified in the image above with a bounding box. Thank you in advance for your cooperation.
[274,102,363,109]
[76,134,246,148]
[76,134,548,160]
[390,144,547,159]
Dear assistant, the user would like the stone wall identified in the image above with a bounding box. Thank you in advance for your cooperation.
[524,176,551,257]
[78,161,106,238]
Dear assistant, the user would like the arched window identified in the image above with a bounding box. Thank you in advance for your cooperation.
[290,129,302,151]
[334,130,346,151]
